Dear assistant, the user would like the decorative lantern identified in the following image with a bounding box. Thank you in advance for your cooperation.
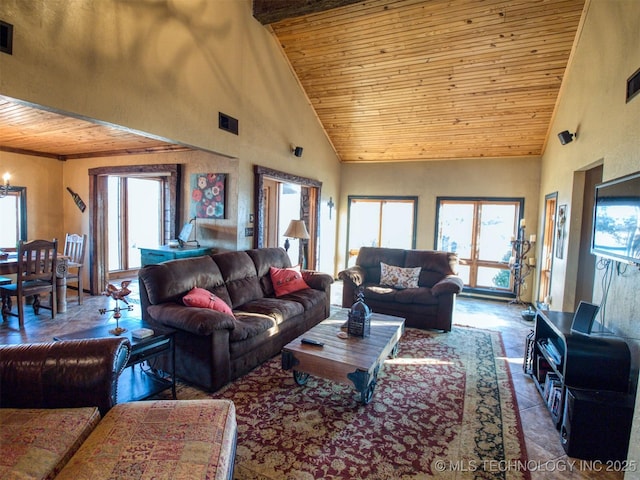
[348,289,371,337]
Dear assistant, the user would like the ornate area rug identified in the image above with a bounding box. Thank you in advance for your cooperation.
[172,326,529,480]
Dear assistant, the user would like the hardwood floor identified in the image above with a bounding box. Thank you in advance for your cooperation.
[0,282,624,479]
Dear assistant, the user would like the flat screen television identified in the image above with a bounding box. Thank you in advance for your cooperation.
[591,171,640,265]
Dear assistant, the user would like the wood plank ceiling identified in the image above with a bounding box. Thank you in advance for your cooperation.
[0,0,585,163]
[261,0,586,162]
[0,96,188,160]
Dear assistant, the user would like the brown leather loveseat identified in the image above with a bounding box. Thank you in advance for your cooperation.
[138,247,333,392]
[0,337,131,415]
[338,247,464,331]
[0,338,131,478]
[0,338,238,479]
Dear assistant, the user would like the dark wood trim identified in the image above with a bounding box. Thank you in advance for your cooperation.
[254,165,322,268]
[0,146,63,160]
[253,0,362,24]
[88,164,181,294]
[63,145,190,160]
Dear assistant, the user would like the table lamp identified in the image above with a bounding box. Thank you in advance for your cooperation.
[283,219,310,268]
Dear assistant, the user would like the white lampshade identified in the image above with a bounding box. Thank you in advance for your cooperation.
[283,219,310,240]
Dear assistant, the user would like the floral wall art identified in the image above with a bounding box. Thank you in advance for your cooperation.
[190,173,226,219]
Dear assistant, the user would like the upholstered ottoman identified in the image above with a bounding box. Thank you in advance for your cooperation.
[55,399,237,480]
[0,407,101,479]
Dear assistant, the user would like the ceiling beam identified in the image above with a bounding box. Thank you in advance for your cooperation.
[252,0,363,25]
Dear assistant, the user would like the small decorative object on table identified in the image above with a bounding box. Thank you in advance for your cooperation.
[521,305,536,322]
[131,327,155,339]
[348,288,371,337]
[99,280,134,335]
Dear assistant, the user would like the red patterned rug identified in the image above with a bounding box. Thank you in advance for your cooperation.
[170,326,529,479]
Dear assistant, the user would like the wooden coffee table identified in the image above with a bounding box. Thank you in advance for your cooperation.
[281,309,405,404]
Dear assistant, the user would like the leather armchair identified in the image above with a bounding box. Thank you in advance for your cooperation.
[0,337,131,415]
[338,247,464,331]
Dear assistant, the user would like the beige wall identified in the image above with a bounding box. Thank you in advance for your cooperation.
[62,150,239,250]
[1,152,63,242]
[0,0,341,274]
[538,1,640,473]
[2,149,238,289]
[338,157,541,298]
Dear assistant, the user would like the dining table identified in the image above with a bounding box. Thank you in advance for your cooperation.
[0,252,71,313]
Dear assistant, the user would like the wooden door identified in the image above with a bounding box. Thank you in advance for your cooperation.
[538,193,557,305]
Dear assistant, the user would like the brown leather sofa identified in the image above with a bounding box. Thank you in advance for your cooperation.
[0,338,130,478]
[0,337,131,415]
[0,338,238,479]
[338,247,464,331]
[138,247,333,392]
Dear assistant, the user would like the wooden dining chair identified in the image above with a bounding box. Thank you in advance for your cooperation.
[64,233,87,304]
[0,239,58,328]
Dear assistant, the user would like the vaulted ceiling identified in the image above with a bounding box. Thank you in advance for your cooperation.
[0,0,586,163]
[259,0,586,162]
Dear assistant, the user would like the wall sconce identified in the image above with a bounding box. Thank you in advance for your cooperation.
[292,146,304,157]
[558,130,576,145]
[1,172,10,198]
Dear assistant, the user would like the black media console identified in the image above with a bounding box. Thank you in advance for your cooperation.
[525,309,633,461]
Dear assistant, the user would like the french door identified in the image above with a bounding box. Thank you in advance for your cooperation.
[107,176,163,273]
[436,198,523,292]
[89,164,180,294]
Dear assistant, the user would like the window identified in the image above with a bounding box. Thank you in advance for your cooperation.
[346,196,417,267]
[107,176,163,272]
[0,187,26,248]
[436,198,522,293]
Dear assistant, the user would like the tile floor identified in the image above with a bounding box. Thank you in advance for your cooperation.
[0,282,625,479]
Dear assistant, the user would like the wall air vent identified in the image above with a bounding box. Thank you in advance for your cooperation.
[626,67,640,103]
[0,21,13,55]
[219,112,239,135]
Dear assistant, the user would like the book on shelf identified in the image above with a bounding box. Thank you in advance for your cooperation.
[543,372,561,405]
[539,338,562,365]
[536,357,551,384]
[549,387,563,417]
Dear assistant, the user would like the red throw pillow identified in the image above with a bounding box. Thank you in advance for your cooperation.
[270,266,310,297]
[183,287,233,315]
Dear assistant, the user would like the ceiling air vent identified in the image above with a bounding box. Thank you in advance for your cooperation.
[626,67,640,103]
[219,112,239,135]
[0,21,13,55]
